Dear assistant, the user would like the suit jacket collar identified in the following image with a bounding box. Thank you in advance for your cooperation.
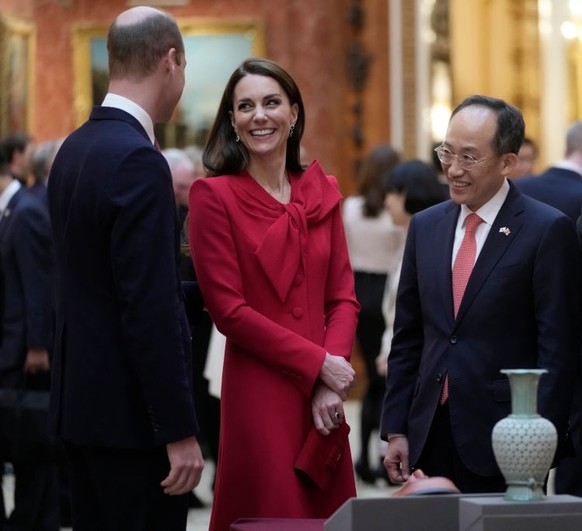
[89,106,151,145]
[436,182,525,327]
[0,179,21,213]
[0,186,25,239]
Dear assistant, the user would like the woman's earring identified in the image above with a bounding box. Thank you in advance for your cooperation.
[234,129,240,143]
[289,123,295,138]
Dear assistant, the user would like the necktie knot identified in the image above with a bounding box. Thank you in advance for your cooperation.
[464,212,482,234]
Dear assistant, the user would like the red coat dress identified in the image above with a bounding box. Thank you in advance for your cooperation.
[189,161,359,531]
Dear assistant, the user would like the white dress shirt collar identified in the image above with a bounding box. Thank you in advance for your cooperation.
[458,178,510,228]
[101,93,156,145]
[452,179,510,265]
[0,179,22,215]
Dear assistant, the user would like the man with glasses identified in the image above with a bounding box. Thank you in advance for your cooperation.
[380,95,581,493]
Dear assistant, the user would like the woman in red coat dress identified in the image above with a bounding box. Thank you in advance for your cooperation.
[189,58,360,531]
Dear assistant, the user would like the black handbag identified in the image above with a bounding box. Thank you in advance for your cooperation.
[0,388,55,463]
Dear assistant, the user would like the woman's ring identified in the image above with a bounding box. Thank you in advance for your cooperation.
[333,411,341,421]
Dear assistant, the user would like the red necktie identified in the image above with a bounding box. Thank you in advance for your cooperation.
[440,212,483,404]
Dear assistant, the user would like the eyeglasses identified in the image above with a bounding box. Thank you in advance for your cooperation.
[434,145,496,170]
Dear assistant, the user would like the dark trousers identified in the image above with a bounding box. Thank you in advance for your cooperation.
[354,271,387,467]
[0,370,60,531]
[415,402,506,494]
[555,384,582,495]
[2,462,60,531]
[65,443,189,531]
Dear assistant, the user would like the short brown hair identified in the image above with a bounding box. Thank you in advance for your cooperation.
[107,9,184,80]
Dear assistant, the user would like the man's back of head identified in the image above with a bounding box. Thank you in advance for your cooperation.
[105,6,186,125]
[108,6,184,82]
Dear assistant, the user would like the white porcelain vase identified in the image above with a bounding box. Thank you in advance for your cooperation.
[491,369,557,502]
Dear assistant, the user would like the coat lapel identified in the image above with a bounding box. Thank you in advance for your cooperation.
[0,189,21,241]
[454,184,525,324]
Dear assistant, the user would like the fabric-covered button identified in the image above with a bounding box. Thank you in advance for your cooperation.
[292,307,304,319]
[293,274,303,286]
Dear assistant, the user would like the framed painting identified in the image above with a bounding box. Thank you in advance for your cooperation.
[0,14,35,137]
[72,19,265,147]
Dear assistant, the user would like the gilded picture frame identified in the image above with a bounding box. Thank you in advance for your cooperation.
[72,19,265,146]
[0,14,35,137]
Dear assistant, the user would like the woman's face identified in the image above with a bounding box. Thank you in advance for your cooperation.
[385,192,408,226]
[230,74,298,163]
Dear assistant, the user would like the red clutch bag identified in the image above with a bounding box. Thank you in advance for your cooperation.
[294,422,350,490]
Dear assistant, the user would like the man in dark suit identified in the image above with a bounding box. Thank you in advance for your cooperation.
[47,6,204,530]
[381,95,581,493]
[515,122,582,497]
[0,147,58,529]
[516,122,582,220]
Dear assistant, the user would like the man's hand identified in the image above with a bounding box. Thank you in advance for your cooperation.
[383,435,410,484]
[24,348,50,374]
[161,436,204,495]
[319,353,356,401]
[312,382,344,435]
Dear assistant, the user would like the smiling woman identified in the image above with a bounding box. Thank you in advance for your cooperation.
[188,58,360,531]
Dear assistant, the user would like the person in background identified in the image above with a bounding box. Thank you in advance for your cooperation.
[163,147,197,278]
[0,144,58,530]
[183,144,205,181]
[509,136,538,180]
[29,139,61,208]
[28,137,74,525]
[515,122,582,497]
[164,148,196,216]
[163,146,219,506]
[0,133,35,186]
[342,143,405,484]
[189,58,358,531]
[431,140,451,198]
[381,95,580,493]
[375,159,447,378]
[516,124,582,221]
[47,7,204,530]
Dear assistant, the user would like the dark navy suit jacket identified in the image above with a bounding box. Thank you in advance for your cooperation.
[515,167,582,222]
[48,106,199,449]
[381,182,581,476]
[0,187,52,373]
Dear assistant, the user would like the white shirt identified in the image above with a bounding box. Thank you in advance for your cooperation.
[102,93,156,145]
[342,195,406,274]
[452,179,510,267]
[0,179,21,218]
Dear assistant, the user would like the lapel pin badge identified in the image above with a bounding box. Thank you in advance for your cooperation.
[499,226,510,236]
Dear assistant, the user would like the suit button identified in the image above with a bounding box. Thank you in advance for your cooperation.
[436,373,443,383]
[292,307,304,319]
[450,336,457,344]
